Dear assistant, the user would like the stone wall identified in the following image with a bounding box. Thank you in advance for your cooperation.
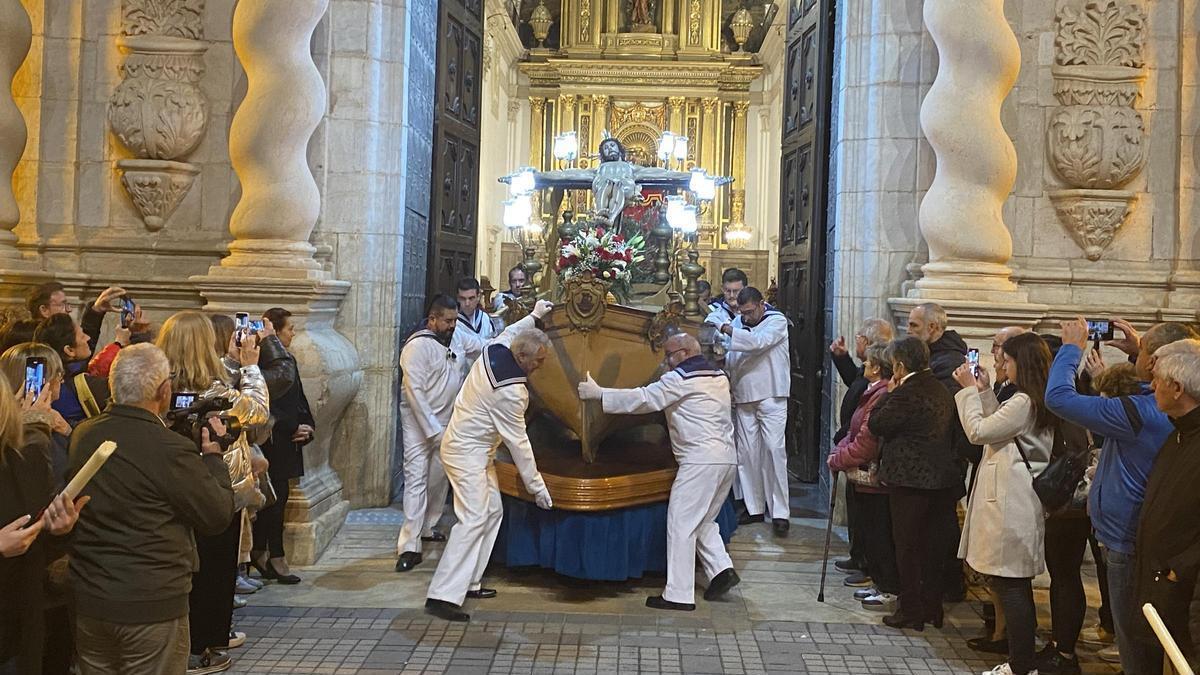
[0,0,439,561]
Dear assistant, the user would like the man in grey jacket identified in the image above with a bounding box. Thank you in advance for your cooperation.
[68,344,234,675]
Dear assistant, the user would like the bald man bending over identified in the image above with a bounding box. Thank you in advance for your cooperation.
[579,334,740,611]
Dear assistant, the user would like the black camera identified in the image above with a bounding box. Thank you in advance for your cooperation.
[165,394,243,452]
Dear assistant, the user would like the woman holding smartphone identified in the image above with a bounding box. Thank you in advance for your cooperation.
[156,311,268,673]
[953,333,1056,675]
[0,367,85,675]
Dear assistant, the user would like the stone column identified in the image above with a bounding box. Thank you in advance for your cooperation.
[0,0,31,264]
[193,0,360,564]
[912,0,1026,301]
[216,0,328,278]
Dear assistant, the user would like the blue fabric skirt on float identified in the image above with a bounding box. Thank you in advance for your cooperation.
[492,493,739,581]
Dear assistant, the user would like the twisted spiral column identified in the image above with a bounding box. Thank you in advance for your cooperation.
[915,0,1025,300]
[219,0,329,277]
[0,0,31,263]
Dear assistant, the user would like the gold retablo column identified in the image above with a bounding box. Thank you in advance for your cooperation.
[529,97,547,168]
[668,96,686,135]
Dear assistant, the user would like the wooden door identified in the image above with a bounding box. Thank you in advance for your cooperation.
[777,0,836,482]
[427,0,484,296]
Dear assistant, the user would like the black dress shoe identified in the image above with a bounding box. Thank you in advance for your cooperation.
[466,588,497,599]
[1036,643,1082,675]
[252,559,301,585]
[882,613,924,631]
[834,558,863,573]
[966,636,1009,654]
[736,511,760,525]
[421,532,446,543]
[926,614,945,630]
[772,518,790,536]
[645,595,695,612]
[425,599,469,622]
[703,568,741,601]
[394,551,422,572]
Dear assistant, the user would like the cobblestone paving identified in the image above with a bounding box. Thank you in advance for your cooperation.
[227,487,1118,674]
[230,605,1012,674]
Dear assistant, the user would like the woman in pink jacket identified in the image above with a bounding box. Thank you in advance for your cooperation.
[828,344,900,610]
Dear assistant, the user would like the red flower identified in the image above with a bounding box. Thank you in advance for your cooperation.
[595,227,606,238]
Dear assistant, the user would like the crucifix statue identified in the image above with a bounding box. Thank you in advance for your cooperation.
[533,136,693,226]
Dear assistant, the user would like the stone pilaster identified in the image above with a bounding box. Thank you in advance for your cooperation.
[910,0,1026,302]
[192,0,360,564]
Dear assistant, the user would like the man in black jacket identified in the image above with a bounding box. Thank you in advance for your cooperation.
[68,344,234,675]
[1135,339,1200,669]
[906,302,970,602]
[829,318,894,583]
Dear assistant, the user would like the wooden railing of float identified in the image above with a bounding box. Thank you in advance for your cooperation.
[1142,603,1194,675]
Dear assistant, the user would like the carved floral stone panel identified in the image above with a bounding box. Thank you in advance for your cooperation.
[109,0,209,231]
[1047,0,1147,261]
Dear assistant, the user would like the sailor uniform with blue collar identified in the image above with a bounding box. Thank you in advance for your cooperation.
[396,330,465,555]
[703,299,738,351]
[450,307,497,370]
[426,315,551,607]
[725,308,792,521]
[595,355,738,604]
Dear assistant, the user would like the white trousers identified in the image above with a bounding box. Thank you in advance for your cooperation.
[425,450,503,606]
[395,417,450,555]
[663,463,737,604]
[733,396,790,520]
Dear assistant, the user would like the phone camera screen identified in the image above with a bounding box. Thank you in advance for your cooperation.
[24,362,44,400]
[172,394,195,410]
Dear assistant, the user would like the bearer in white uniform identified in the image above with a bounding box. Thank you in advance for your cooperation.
[425,300,556,622]
[578,333,741,611]
[703,267,747,354]
[718,286,793,537]
[395,295,464,572]
[450,277,497,371]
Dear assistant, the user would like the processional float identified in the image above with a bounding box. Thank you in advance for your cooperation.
[487,134,738,580]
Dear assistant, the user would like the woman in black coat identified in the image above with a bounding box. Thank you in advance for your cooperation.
[251,308,314,584]
[867,336,961,631]
[0,372,84,675]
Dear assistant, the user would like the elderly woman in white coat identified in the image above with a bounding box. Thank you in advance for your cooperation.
[952,332,1056,675]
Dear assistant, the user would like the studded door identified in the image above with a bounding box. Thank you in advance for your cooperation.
[427,0,483,296]
[778,0,836,481]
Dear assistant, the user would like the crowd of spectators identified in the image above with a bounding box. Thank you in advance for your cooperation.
[829,303,1200,675]
[0,282,312,675]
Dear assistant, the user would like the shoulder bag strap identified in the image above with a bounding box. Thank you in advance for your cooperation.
[1012,434,1034,473]
[1118,396,1144,435]
[75,372,101,419]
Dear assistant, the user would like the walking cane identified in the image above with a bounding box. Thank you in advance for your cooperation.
[817,470,840,603]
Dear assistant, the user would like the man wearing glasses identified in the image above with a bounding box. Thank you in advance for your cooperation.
[579,333,740,611]
[26,281,130,353]
[395,294,466,572]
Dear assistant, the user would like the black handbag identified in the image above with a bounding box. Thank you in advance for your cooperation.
[1015,420,1090,515]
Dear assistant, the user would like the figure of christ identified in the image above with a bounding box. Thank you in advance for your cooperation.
[629,0,655,27]
[535,138,693,226]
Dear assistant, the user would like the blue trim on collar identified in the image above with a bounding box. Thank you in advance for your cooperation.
[674,355,726,380]
[484,343,527,389]
[405,329,442,345]
[457,309,486,334]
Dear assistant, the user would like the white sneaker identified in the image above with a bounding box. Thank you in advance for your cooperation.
[1097,644,1120,663]
[860,592,897,611]
[982,664,1038,675]
[227,630,246,649]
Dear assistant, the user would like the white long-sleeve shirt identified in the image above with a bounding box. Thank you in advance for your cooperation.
[399,330,465,441]
[703,300,737,352]
[441,315,547,496]
[725,310,791,404]
[597,356,736,466]
[450,307,498,368]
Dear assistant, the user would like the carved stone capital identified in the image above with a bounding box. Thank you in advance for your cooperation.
[667,96,686,111]
[702,96,720,113]
[560,94,577,113]
[530,96,546,114]
[1049,188,1136,261]
[732,100,750,117]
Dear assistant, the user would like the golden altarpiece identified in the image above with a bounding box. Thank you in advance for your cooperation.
[506,0,773,288]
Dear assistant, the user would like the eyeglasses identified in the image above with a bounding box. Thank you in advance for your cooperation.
[666,347,689,361]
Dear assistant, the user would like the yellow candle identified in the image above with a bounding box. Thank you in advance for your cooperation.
[65,441,117,499]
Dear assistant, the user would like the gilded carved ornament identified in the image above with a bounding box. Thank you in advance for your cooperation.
[1047,0,1148,261]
